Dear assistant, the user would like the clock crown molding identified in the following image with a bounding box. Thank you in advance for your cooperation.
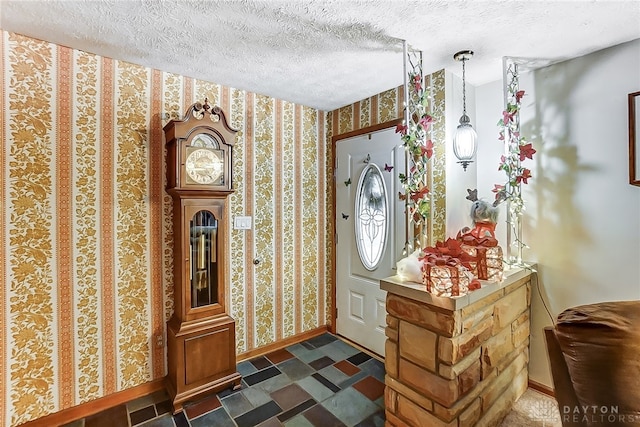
[163,98,238,146]
[164,100,237,192]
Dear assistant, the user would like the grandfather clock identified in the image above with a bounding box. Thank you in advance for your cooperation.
[164,99,241,413]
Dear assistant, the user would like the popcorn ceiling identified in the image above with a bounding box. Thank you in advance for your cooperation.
[1,0,638,111]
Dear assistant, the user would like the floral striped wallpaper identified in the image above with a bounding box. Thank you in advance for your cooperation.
[325,72,448,252]
[0,30,451,427]
[0,31,328,426]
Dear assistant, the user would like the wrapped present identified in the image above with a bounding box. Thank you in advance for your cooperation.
[420,254,476,297]
[469,220,497,239]
[457,233,504,282]
[419,241,477,297]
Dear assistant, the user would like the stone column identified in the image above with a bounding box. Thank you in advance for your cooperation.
[381,269,532,427]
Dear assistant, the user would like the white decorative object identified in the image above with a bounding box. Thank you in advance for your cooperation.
[396,250,423,283]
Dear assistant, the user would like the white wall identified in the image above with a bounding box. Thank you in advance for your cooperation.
[476,39,640,387]
[445,70,478,236]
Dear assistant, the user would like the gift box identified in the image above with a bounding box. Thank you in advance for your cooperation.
[457,233,504,282]
[421,255,474,297]
[469,221,497,239]
[419,239,480,297]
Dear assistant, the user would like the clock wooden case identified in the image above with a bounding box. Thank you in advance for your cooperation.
[163,100,241,413]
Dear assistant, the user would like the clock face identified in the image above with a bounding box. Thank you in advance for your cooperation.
[185,148,224,185]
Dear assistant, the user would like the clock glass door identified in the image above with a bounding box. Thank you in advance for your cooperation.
[190,210,219,307]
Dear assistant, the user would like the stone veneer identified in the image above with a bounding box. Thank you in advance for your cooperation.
[380,268,532,427]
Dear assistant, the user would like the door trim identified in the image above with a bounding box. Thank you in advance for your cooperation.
[330,119,402,334]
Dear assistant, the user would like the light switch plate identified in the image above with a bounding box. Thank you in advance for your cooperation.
[234,216,252,230]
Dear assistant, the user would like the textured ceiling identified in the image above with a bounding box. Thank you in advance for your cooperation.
[1,0,639,111]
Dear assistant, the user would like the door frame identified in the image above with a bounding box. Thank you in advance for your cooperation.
[330,119,402,334]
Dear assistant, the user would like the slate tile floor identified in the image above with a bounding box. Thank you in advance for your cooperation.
[65,333,385,427]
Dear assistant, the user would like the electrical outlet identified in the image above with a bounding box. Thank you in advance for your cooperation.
[155,334,164,348]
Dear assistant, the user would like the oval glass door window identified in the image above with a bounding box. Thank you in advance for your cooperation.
[355,164,388,270]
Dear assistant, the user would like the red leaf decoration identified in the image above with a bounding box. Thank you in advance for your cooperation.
[516,168,532,184]
[413,74,422,92]
[421,140,434,159]
[410,186,430,202]
[492,184,505,194]
[419,115,433,131]
[518,143,536,161]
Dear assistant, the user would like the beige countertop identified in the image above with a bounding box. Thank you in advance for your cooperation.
[380,264,535,311]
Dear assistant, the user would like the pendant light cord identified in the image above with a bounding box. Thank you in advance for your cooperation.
[462,58,467,116]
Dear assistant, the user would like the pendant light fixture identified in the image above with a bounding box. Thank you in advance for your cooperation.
[453,50,477,171]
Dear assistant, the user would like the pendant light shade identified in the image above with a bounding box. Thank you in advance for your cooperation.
[453,50,477,171]
[453,115,478,166]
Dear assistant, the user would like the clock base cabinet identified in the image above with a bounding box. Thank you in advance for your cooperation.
[166,314,242,413]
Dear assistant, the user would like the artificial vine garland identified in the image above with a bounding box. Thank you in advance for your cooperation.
[396,71,434,226]
[492,67,536,262]
[395,53,535,264]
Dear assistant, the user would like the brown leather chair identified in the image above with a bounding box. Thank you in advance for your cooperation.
[544,301,640,426]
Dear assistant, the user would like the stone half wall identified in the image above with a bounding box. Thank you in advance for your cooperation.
[383,275,531,427]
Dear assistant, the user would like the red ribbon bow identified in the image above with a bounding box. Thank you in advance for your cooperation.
[459,234,498,248]
[419,238,474,271]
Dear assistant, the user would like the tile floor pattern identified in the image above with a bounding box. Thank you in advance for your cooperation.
[64,333,386,427]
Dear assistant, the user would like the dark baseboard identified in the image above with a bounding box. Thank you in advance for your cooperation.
[528,379,555,397]
[18,378,166,427]
[18,325,331,427]
[237,325,329,362]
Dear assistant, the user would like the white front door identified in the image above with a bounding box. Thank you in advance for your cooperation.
[335,127,405,357]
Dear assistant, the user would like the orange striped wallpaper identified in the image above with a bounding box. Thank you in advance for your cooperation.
[0,30,449,427]
[0,32,329,426]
